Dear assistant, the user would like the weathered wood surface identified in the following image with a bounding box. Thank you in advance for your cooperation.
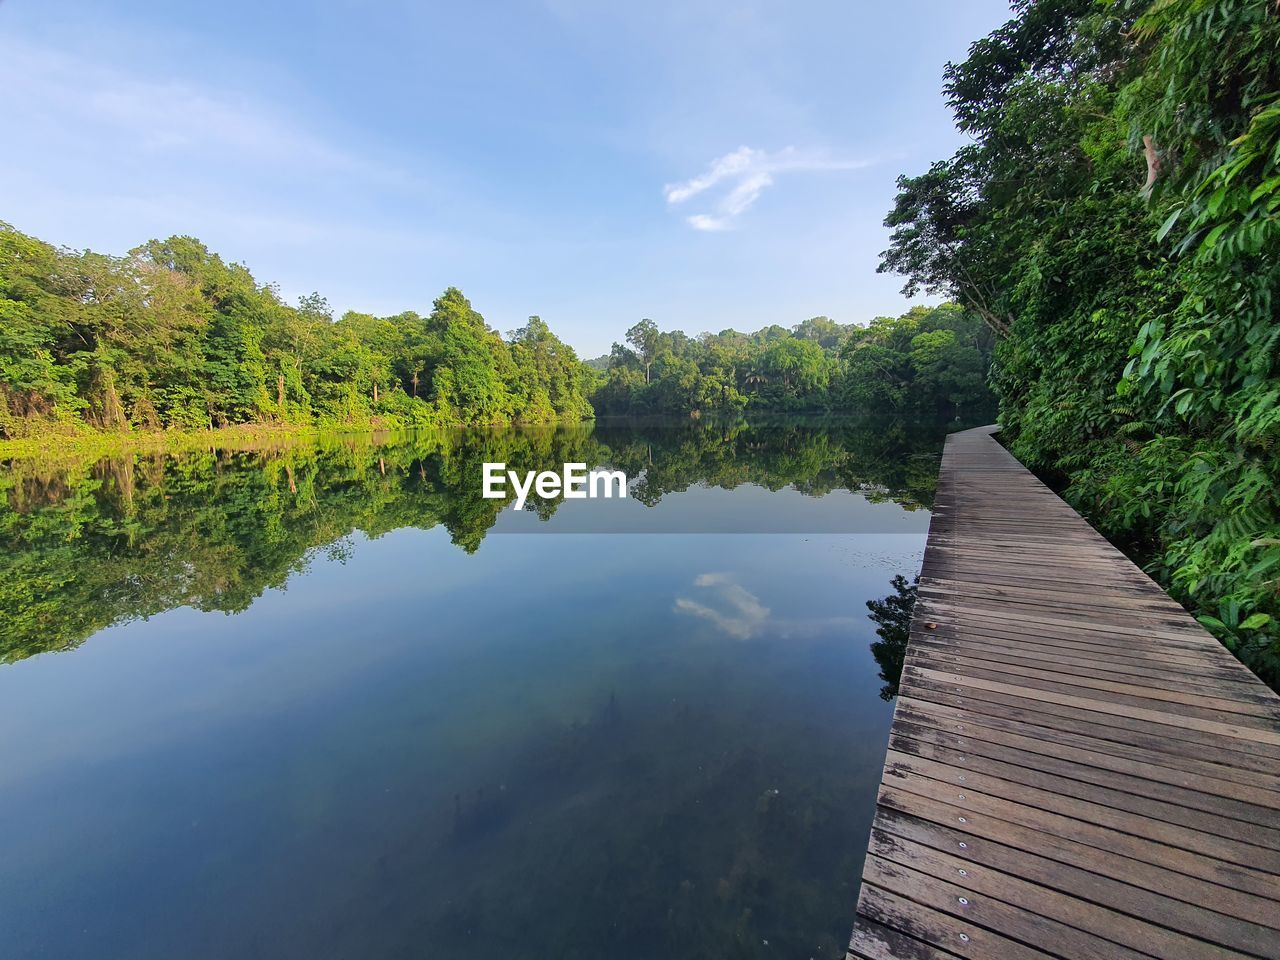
[848,425,1280,960]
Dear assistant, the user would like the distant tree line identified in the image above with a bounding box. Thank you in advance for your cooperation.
[0,222,996,441]
[0,227,593,438]
[880,0,1280,682]
[589,305,995,418]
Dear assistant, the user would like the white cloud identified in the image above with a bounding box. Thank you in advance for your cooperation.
[664,146,872,231]
[0,36,418,187]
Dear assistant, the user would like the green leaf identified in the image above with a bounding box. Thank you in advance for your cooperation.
[1202,222,1230,249]
[1240,613,1272,630]
[1155,207,1183,242]
[1250,176,1280,204]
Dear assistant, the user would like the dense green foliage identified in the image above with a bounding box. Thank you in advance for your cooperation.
[0,226,593,437]
[0,417,950,664]
[839,305,995,418]
[591,307,996,418]
[882,0,1280,685]
[0,221,996,439]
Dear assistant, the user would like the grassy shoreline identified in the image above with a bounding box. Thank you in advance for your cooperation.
[0,423,340,462]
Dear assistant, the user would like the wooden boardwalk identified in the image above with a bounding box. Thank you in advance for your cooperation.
[848,425,1280,960]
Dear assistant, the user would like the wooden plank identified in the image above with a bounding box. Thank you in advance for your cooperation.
[847,916,963,960]
[893,700,1280,808]
[907,633,1262,692]
[857,882,1055,960]
[873,782,1279,948]
[922,605,1231,651]
[908,666,1280,742]
[867,829,1254,960]
[863,855,1146,960]
[903,671,1280,768]
[906,642,1279,714]
[871,808,1264,960]
[922,601,1236,647]
[888,730,1280,857]
[881,750,1280,900]
[849,425,1280,960]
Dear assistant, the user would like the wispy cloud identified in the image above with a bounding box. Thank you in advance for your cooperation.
[0,36,413,187]
[664,146,872,231]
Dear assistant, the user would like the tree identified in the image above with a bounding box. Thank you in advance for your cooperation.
[626,318,659,384]
[0,226,599,436]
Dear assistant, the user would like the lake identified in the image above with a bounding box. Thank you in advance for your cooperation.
[0,416,951,960]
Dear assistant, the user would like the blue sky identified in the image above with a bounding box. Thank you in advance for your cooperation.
[1,0,1012,356]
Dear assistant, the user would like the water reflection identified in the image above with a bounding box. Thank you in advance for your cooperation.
[674,573,772,639]
[0,416,950,960]
[866,574,919,701]
[1,417,950,665]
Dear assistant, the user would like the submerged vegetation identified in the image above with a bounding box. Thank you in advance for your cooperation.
[883,0,1280,685]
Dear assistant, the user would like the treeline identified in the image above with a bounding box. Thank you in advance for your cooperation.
[0,222,997,439]
[590,305,995,418]
[0,226,593,437]
[884,0,1280,681]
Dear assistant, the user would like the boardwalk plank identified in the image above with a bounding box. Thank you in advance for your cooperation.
[907,634,1261,692]
[888,729,1280,857]
[882,750,1280,899]
[866,830,1249,960]
[871,809,1263,960]
[862,855,1146,960]
[906,643,1278,713]
[893,702,1280,809]
[904,672,1280,769]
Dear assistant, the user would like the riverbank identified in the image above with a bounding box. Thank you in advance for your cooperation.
[0,423,331,462]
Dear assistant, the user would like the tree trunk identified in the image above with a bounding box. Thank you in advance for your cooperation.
[1141,135,1161,198]
[95,367,127,432]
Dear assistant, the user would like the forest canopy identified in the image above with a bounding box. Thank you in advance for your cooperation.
[0,222,995,439]
[880,0,1280,683]
[589,305,994,419]
[0,227,594,436]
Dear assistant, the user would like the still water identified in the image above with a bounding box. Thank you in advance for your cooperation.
[0,417,946,960]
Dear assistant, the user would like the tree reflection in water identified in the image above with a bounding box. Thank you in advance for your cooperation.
[1,416,954,664]
[866,574,919,701]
